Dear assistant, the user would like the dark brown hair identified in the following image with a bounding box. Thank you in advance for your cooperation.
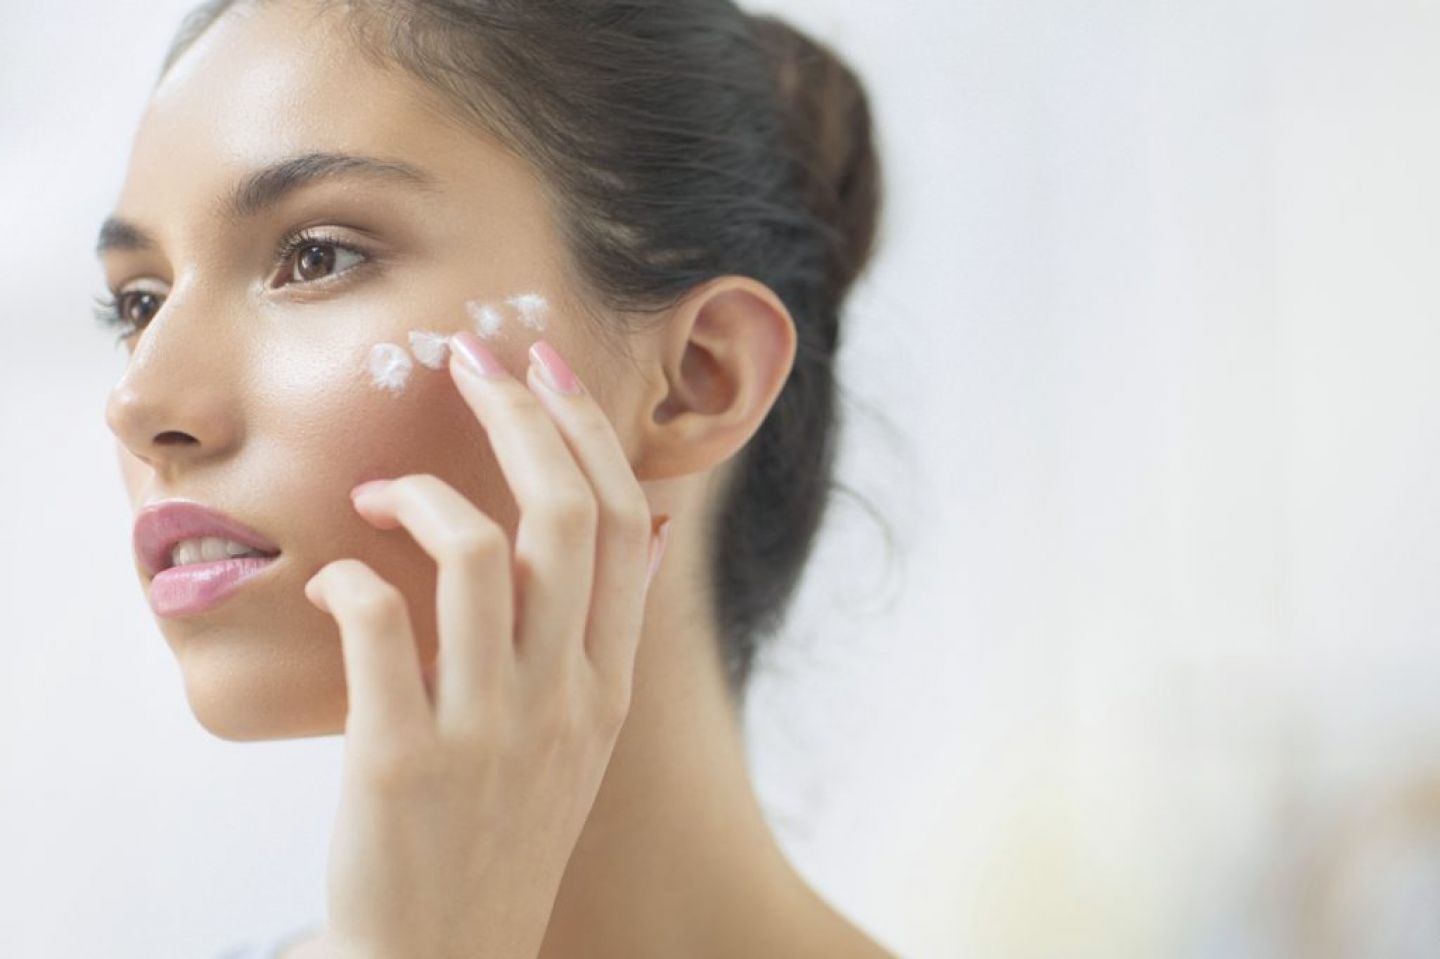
[160,0,884,700]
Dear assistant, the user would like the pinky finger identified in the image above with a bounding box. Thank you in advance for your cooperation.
[305,559,432,742]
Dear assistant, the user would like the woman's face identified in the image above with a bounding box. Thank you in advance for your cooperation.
[100,3,638,740]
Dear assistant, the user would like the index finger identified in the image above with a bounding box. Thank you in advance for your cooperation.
[446,330,598,665]
[304,559,432,743]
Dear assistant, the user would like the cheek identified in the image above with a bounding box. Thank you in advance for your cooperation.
[243,268,578,562]
[235,331,522,691]
[260,330,519,527]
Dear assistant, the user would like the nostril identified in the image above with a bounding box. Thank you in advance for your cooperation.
[153,431,198,446]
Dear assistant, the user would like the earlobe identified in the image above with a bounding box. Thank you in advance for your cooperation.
[632,277,796,482]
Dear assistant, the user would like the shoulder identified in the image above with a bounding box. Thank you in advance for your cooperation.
[765,883,897,958]
[791,914,896,958]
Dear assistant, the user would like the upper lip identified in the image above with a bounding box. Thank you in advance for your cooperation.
[133,499,281,577]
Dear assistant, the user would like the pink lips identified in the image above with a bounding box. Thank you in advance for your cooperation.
[133,500,282,618]
[148,556,280,617]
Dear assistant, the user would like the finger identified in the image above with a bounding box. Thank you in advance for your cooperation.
[448,331,597,666]
[523,339,656,688]
[351,474,515,730]
[304,559,431,741]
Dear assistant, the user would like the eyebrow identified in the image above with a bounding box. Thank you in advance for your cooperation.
[94,151,438,257]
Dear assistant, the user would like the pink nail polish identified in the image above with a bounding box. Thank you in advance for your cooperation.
[529,340,584,395]
[450,330,508,379]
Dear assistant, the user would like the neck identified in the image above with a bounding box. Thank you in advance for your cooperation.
[536,528,802,958]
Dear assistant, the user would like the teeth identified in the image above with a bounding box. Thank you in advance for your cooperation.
[168,536,267,568]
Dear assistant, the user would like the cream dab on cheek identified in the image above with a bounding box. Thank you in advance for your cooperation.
[464,291,550,339]
[407,330,451,369]
[368,342,414,392]
[365,291,551,392]
[506,292,550,331]
[464,299,505,339]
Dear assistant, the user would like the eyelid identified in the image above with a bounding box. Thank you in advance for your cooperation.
[105,275,168,299]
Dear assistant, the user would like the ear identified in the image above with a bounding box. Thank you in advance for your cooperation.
[631,276,797,482]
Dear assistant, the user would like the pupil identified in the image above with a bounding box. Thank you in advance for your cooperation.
[299,243,334,279]
[129,293,155,323]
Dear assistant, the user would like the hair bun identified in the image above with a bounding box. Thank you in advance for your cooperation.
[750,13,882,307]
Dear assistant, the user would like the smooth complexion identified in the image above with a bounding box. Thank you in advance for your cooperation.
[98,1,885,956]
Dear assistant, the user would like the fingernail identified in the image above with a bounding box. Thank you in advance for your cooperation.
[350,479,392,501]
[645,515,671,589]
[529,339,584,395]
[450,330,508,379]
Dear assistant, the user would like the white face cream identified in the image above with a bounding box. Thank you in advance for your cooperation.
[506,292,549,331]
[465,300,504,339]
[407,330,451,369]
[367,342,414,392]
[371,291,551,391]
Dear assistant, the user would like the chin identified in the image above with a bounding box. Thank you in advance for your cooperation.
[170,624,347,742]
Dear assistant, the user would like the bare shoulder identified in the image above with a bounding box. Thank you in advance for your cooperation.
[766,884,897,958]
[279,920,893,959]
[272,888,896,959]
[797,912,896,957]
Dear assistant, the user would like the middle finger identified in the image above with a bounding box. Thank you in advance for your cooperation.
[350,473,515,725]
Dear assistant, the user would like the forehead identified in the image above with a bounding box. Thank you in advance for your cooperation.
[119,1,476,215]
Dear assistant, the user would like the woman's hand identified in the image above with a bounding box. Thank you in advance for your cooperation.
[301,331,671,959]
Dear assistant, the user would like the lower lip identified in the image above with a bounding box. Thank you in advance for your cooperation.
[148,555,280,618]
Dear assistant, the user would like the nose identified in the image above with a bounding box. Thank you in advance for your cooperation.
[104,298,242,472]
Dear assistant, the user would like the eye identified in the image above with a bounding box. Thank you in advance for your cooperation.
[92,288,163,344]
[93,229,371,344]
[279,232,367,286]
[118,291,162,326]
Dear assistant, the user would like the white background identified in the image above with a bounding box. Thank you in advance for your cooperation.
[3,1,1439,957]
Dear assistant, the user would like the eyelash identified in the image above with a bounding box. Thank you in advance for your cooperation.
[93,228,371,344]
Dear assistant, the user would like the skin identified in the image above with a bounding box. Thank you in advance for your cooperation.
[98,2,891,957]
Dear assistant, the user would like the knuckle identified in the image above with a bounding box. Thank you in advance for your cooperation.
[353,737,436,792]
[529,674,587,744]
[490,387,538,417]
[437,521,506,565]
[350,581,407,622]
[394,472,442,497]
[440,681,516,751]
[535,699,585,745]
[531,671,629,746]
[602,498,653,552]
[539,491,598,537]
[572,406,617,443]
[446,710,507,753]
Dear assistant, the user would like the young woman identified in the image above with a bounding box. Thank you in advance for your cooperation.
[97,0,888,955]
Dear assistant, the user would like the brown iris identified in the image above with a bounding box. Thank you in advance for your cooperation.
[294,242,337,281]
